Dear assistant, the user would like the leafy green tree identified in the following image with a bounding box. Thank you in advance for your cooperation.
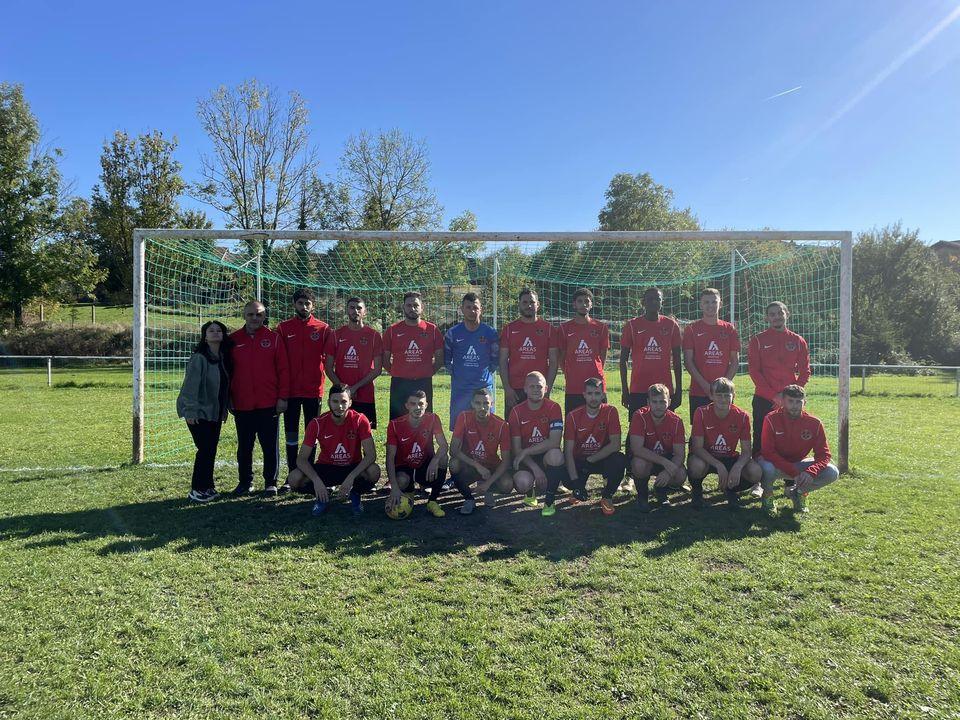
[598,172,700,231]
[448,210,477,232]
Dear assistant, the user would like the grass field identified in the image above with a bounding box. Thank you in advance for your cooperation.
[0,368,958,718]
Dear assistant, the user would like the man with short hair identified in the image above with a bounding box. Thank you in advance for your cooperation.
[682,288,740,424]
[229,300,290,496]
[382,291,444,420]
[499,288,559,417]
[562,377,626,516]
[748,301,811,456]
[385,390,449,518]
[445,292,500,429]
[687,378,761,509]
[758,384,838,514]
[324,296,383,429]
[620,287,683,418]
[507,371,566,514]
[558,288,610,416]
[277,288,333,483]
[287,384,381,516]
[628,383,687,512]
[450,388,511,515]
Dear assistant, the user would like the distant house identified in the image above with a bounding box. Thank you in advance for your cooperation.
[931,240,960,271]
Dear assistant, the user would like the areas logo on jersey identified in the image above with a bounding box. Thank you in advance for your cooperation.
[465,345,479,362]
[704,340,724,361]
[260,339,272,348]
[473,440,486,458]
[652,440,665,454]
[330,442,350,462]
[583,434,601,451]
[345,345,359,359]
[643,336,662,358]
[409,441,424,460]
[576,339,592,356]
[530,426,543,442]
[405,339,422,361]
[800,429,812,441]
[712,433,730,454]
[521,336,535,348]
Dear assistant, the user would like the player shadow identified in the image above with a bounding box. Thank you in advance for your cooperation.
[0,482,801,560]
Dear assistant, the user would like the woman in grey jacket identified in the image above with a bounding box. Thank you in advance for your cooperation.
[177,321,232,501]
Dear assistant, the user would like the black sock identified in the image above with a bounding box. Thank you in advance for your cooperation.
[453,473,473,500]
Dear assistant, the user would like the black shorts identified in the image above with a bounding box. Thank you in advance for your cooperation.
[636,451,677,473]
[688,394,711,423]
[296,462,360,493]
[395,462,445,488]
[389,377,434,420]
[352,401,378,429]
[702,456,740,476]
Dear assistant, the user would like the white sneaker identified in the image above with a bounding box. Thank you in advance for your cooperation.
[188,489,212,503]
[750,483,764,499]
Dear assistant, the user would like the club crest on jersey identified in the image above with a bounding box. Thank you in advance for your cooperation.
[419,331,428,338]
[359,337,369,345]
[800,429,812,440]
[786,342,797,351]
[661,325,671,336]
[719,332,728,339]
[487,433,495,441]
[598,422,607,431]
[310,331,321,341]
[478,335,487,343]
[729,424,738,432]
[347,431,357,440]
[536,327,545,335]
[590,328,599,337]
[260,339,271,348]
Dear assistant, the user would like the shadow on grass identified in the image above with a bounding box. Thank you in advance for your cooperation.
[0,484,801,560]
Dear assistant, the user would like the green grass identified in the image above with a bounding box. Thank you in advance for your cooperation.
[0,370,958,718]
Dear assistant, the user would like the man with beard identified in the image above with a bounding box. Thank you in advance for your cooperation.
[499,288,559,417]
[324,297,383,428]
[382,291,444,420]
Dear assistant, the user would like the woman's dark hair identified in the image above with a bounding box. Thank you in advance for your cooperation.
[194,321,233,370]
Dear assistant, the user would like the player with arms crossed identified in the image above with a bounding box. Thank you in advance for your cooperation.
[382,291,444,420]
[620,287,683,417]
[683,288,739,423]
[450,388,511,515]
[499,288,559,417]
[758,384,838,515]
[558,288,610,416]
[385,390,449,518]
[445,292,499,429]
[688,378,761,509]
[507,371,566,514]
[748,301,810,456]
[287,385,381,516]
[562,377,626,516]
[628,383,687,512]
[324,296,383,430]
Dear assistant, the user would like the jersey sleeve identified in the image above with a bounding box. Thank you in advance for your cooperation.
[444,329,455,373]
[739,410,752,450]
[673,417,686,446]
[620,321,633,353]
[681,324,694,351]
[729,324,741,354]
[628,411,643,438]
[386,420,398,447]
[608,407,621,436]
[323,330,338,358]
[431,414,445,438]
[433,325,444,354]
[797,336,811,386]
[357,414,373,441]
[548,402,563,431]
[747,336,775,399]
[275,332,291,399]
[381,326,393,353]
[303,418,320,447]
[498,421,511,459]
[563,413,576,442]
[508,406,521,438]
[549,324,560,349]
[487,327,500,373]
[452,412,466,441]
[806,420,832,477]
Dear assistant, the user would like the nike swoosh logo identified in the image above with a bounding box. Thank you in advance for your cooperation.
[286,335,296,338]
[467,430,477,434]
[323,434,334,439]
[510,330,519,334]
[696,333,705,337]
[567,333,575,337]
[400,437,410,441]
[762,345,773,349]
[396,333,405,337]
[705,425,715,430]
[636,329,647,334]
[456,338,464,342]
[645,432,655,436]
[520,420,530,424]
[775,431,784,435]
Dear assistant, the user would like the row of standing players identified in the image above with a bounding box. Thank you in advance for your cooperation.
[176,286,839,515]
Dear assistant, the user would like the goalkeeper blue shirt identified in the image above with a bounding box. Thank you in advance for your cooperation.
[444,322,500,392]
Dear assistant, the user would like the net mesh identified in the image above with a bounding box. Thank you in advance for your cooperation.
[143,234,841,462]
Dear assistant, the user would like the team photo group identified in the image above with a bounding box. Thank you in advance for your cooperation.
[176,284,839,520]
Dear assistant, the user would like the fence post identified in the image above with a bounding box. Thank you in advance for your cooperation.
[47,356,52,387]
[861,366,866,394]
[91,303,96,324]
[40,303,44,322]
[956,368,959,398]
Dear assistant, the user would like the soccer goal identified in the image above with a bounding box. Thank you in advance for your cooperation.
[132,230,852,470]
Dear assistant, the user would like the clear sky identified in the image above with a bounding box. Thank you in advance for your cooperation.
[3,0,959,240]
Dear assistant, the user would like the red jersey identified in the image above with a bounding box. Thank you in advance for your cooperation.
[748,328,811,401]
[760,408,831,478]
[692,403,751,459]
[621,315,682,394]
[500,319,558,390]
[303,409,372,467]
[452,411,510,469]
[228,326,290,412]
[382,320,444,379]
[564,404,621,461]
[682,319,741,397]
[277,315,332,399]
[327,325,383,403]
[386,412,444,469]
[628,407,686,457]
[508,398,563,450]
[559,318,610,393]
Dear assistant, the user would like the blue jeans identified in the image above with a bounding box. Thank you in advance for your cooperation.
[759,458,839,494]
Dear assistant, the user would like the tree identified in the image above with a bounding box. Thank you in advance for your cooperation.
[89,130,189,298]
[598,172,699,231]
[853,223,960,364]
[193,79,318,240]
[448,210,477,232]
[49,198,107,303]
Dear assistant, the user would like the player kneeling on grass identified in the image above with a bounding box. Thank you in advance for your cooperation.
[562,377,626,516]
[688,378,761,510]
[757,384,838,514]
[508,371,566,515]
[628,383,687,512]
[286,385,381,516]
[386,390,449,518]
[450,388,511,515]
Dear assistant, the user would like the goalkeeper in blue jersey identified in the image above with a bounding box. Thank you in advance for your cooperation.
[445,292,500,429]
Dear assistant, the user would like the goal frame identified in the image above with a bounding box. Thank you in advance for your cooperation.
[132,229,852,471]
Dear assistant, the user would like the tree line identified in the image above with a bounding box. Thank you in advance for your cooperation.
[1,81,957,364]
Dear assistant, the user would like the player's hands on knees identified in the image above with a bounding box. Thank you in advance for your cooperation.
[337,477,355,498]
[728,467,742,490]
[533,466,547,485]
[795,471,814,491]
[715,464,729,489]
[476,465,491,481]
[314,482,330,503]
[387,488,401,510]
[512,450,526,472]
[426,461,439,483]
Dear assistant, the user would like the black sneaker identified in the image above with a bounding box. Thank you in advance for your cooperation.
[691,491,704,509]
[188,489,213,503]
[203,489,220,501]
[637,495,650,513]
[655,489,671,507]
[277,483,291,495]
[726,490,740,510]
[233,482,254,496]
[263,485,278,497]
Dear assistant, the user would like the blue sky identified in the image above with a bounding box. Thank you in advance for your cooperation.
[3,0,959,240]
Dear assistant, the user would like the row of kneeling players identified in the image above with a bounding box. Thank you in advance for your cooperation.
[280,371,839,519]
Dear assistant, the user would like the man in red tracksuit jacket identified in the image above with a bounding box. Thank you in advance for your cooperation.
[757,384,838,514]
[229,300,290,496]
[276,288,333,480]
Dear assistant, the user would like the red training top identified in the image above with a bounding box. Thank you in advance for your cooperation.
[452,411,510,469]
[387,412,444,469]
[682,319,740,397]
[302,409,372,467]
[382,320,444,379]
[621,315,682,395]
[277,315,332,399]
[327,325,383,404]
[748,328,811,402]
[691,403,751,459]
[558,318,610,393]
[500,319,558,390]
[228,326,290,412]
[508,398,564,450]
[628,407,686,457]
[564,404,621,461]
[760,408,831,477]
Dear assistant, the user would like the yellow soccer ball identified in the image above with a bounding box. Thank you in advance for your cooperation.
[385,494,413,520]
